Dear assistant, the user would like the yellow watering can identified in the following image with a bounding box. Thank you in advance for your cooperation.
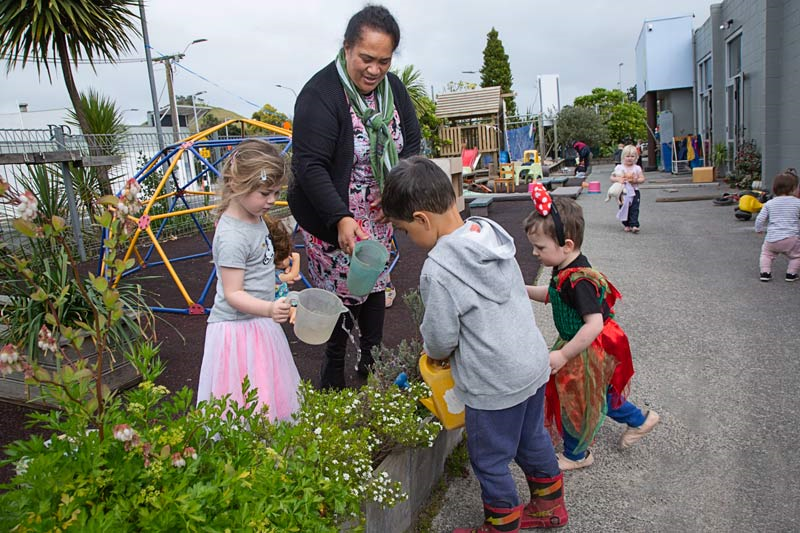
[418,354,465,430]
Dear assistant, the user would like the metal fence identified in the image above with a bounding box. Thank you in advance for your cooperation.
[0,127,223,259]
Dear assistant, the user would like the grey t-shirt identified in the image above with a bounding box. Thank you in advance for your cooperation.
[208,214,275,323]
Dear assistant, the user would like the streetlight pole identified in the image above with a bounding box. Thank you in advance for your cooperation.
[275,84,297,99]
[120,108,140,125]
[618,62,624,91]
[191,91,206,133]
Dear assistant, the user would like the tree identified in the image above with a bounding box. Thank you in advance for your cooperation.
[479,28,516,116]
[573,88,627,119]
[394,64,446,157]
[201,113,242,137]
[0,0,140,188]
[606,102,647,145]
[626,85,638,103]
[251,104,290,128]
[175,95,196,106]
[443,80,478,93]
[393,65,432,118]
[573,87,647,146]
[555,106,609,152]
[66,88,128,197]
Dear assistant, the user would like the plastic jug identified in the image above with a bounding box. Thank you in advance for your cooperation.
[347,240,389,297]
[286,288,347,345]
[418,353,465,430]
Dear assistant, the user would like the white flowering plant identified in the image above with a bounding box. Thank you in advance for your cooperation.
[0,178,444,530]
[1,364,392,531]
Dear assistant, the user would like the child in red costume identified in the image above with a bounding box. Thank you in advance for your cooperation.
[524,184,660,470]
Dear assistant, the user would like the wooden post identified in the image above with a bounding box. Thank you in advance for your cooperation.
[645,91,658,171]
[52,126,87,261]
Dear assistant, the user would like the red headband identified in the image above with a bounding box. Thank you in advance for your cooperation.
[530,182,565,245]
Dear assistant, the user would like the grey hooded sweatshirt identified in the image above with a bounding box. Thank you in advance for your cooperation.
[420,217,551,411]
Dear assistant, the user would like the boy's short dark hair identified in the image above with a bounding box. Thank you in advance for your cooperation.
[523,197,585,249]
[772,169,799,196]
[382,156,455,221]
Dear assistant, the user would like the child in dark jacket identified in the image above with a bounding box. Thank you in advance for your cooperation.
[382,157,567,532]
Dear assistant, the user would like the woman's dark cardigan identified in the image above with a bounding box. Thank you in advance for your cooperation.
[288,61,421,246]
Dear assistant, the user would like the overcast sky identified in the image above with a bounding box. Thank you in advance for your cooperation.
[1,0,716,126]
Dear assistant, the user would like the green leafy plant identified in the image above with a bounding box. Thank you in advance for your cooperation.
[555,105,610,153]
[731,139,761,189]
[371,289,426,390]
[0,181,151,364]
[712,142,729,178]
[0,180,441,528]
[0,369,424,531]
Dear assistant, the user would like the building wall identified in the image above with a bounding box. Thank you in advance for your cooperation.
[694,0,799,187]
[635,16,694,97]
[765,0,800,182]
[660,89,695,138]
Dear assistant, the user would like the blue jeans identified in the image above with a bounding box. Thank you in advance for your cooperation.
[561,389,646,461]
[466,384,560,507]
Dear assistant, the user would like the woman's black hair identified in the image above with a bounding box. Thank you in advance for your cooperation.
[344,4,400,50]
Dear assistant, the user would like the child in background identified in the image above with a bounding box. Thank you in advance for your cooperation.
[755,169,800,282]
[383,157,568,532]
[610,145,645,233]
[524,185,659,471]
[264,217,301,298]
[197,139,300,421]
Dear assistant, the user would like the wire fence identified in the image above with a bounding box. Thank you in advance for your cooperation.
[0,127,267,260]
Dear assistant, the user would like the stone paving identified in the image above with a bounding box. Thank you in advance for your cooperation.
[430,164,799,532]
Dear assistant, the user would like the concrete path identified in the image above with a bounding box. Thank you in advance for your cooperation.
[430,164,799,532]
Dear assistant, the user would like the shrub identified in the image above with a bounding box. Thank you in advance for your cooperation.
[0,179,442,530]
[731,139,762,189]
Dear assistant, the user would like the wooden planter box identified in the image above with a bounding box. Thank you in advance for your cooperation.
[365,427,464,533]
[0,335,142,408]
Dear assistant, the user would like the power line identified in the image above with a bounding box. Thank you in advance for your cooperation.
[0,54,146,65]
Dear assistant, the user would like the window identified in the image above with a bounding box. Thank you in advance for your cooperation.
[725,32,744,164]
[727,34,742,77]
[697,55,713,151]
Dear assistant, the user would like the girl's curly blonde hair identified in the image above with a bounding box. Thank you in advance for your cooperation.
[216,139,291,219]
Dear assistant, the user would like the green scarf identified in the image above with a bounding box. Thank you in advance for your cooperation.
[336,48,398,190]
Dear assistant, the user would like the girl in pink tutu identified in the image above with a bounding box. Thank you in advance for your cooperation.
[197,139,300,421]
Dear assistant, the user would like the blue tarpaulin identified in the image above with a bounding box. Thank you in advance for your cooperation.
[506,124,535,161]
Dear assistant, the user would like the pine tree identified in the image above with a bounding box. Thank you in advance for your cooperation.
[480,28,516,116]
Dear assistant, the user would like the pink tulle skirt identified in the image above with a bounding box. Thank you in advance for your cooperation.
[197,317,300,422]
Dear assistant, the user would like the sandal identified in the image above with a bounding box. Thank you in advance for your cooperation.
[632,227,640,233]
[624,226,631,232]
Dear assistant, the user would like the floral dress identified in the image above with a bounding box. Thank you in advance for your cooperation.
[302,92,404,306]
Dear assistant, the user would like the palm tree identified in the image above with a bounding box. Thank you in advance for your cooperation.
[393,64,435,118]
[67,89,128,214]
[0,0,140,193]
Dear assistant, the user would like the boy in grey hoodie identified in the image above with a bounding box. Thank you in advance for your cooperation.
[382,156,568,532]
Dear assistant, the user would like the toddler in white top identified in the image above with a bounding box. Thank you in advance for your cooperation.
[755,169,800,282]
[609,145,645,232]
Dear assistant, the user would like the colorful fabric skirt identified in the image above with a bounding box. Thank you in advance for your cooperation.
[198,317,300,422]
[544,319,633,455]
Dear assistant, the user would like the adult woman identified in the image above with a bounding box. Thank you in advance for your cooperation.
[288,5,421,389]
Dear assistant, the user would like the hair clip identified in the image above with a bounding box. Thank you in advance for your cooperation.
[260,169,269,182]
[530,182,565,246]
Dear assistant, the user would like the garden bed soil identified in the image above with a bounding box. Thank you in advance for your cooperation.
[1,193,541,486]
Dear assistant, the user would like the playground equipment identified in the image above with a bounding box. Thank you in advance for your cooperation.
[101,118,292,315]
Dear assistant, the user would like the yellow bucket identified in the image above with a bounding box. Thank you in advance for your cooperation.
[418,353,465,430]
